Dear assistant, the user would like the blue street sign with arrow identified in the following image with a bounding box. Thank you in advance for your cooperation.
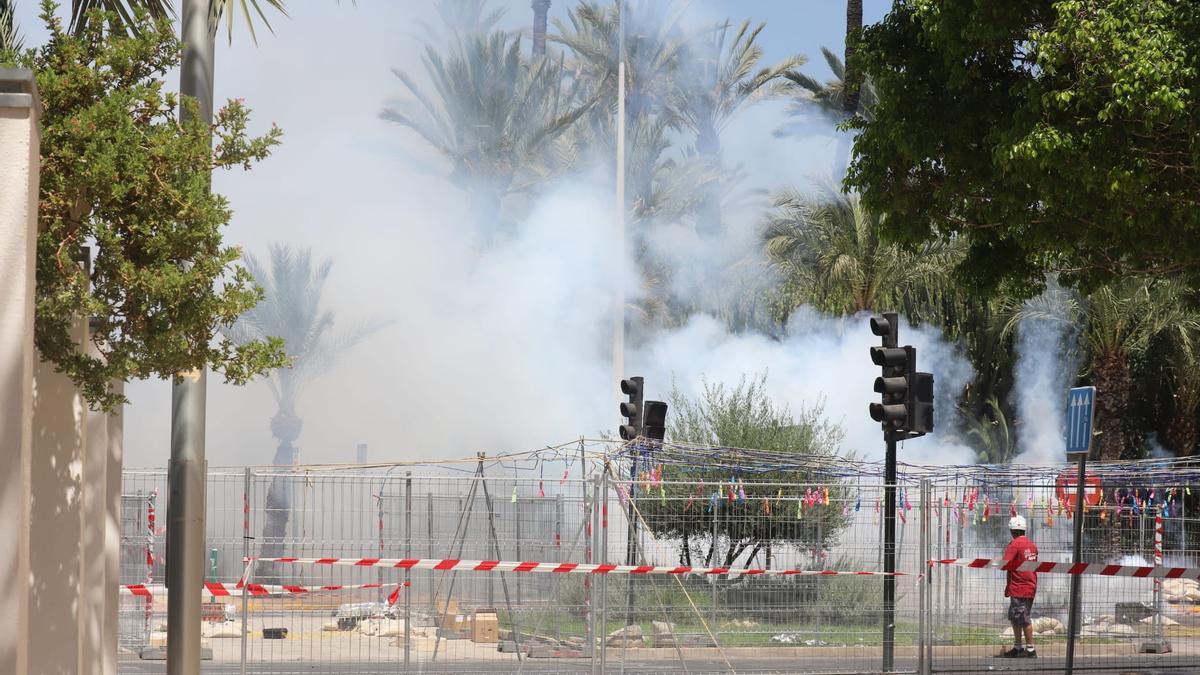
[1065,386,1096,457]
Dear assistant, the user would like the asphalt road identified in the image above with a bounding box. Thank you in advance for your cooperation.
[119,653,1200,674]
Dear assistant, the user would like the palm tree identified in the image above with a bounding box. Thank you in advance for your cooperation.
[552,0,695,212]
[228,244,386,560]
[778,47,878,175]
[418,0,505,43]
[1164,324,1200,455]
[68,0,292,42]
[0,0,22,56]
[677,20,801,237]
[382,31,591,242]
[1003,279,1180,461]
[531,0,550,57]
[761,179,963,322]
[966,396,1015,464]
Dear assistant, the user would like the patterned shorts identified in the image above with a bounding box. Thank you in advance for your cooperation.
[1008,597,1034,626]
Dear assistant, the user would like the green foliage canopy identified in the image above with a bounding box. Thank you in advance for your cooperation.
[26,3,286,410]
[847,0,1200,297]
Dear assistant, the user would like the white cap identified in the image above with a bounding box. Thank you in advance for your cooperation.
[1009,515,1026,531]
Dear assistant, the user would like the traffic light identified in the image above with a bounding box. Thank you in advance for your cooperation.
[909,372,934,434]
[867,313,934,436]
[642,401,668,441]
[619,376,644,440]
[870,344,912,429]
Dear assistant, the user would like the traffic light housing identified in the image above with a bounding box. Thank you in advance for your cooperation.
[868,314,934,437]
[909,372,934,434]
[870,344,913,429]
[642,400,668,441]
[619,376,644,440]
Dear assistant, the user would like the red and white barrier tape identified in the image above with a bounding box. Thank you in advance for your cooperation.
[121,580,410,598]
[932,558,1200,580]
[252,557,902,577]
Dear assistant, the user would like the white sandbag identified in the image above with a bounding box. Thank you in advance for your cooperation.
[1032,617,1064,635]
[202,620,243,638]
[374,619,404,638]
[1163,579,1198,597]
[358,618,404,637]
[1140,614,1180,626]
[322,621,341,632]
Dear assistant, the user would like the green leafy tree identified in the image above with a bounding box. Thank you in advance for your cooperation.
[848,0,1200,297]
[636,374,847,569]
[24,3,285,410]
[227,244,386,559]
[382,30,590,241]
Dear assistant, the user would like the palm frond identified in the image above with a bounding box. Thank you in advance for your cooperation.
[227,244,388,408]
[69,0,173,35]
[0,0,20,56]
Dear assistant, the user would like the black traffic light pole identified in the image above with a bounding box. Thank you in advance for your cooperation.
[619,377,644,628]
[876,312,900,673]
[883,426,897,672]
[868,311,933,673]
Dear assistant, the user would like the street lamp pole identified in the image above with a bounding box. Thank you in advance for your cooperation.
[612,0,626,401]
[167,2,214,674]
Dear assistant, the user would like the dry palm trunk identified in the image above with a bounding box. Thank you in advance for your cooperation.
[1165,391,1199,455]
[1092,350,1131,560]
[1093,351,1131,462]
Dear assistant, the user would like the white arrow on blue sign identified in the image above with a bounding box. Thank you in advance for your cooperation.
[1065,386,1096,456]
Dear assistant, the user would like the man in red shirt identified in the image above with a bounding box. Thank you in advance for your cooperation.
[1001,515,1039,658]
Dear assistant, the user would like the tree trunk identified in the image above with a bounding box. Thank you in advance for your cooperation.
[695,123,722,237]
[531,0,551,57]
[842,0,864,117]
[1165,394,1199,456]
[1093,350,1131,461]
[260,409,301,582]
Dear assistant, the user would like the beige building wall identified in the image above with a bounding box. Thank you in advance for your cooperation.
[0,67,40,675]
[104,382,124,675]
[29,314,88,675]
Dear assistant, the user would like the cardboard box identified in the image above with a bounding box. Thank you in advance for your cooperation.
[438,600,462,631]
[471,610,499,644]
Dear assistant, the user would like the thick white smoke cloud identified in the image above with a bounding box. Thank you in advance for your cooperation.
[1011,283,1083,464]
[632,308,976,464]
[113,0,963,468]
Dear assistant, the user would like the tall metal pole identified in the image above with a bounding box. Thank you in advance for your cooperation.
[625,446,637,626]
[612,0,626,397]
[239,469,250,675]
[168,3,214,673]
[404,472,412,671]
[883,430,897,672]
[1065,454,1087,675]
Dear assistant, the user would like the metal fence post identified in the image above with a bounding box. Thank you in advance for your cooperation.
[427,492,434,610]
[404,472,412,671]
[600,472,610,674]
[589,476,601,675]
[919,478,931,675]
[710,499,719,640]
[240,469,251,675]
